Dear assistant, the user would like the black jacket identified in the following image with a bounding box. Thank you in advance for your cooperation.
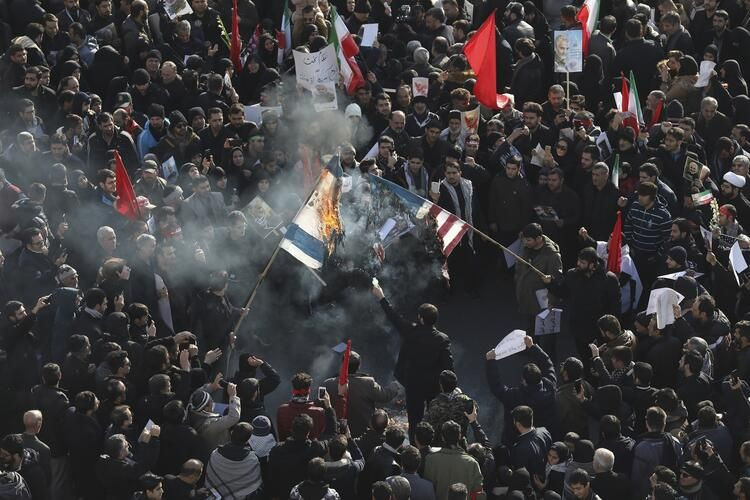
[378,298,453,395]
[153,422,202,476]
[268,438,328,499]
[591,470,630,500]
[547,264,621,338]
[97,439,160,500]
[677,372,713,420]
[612,38,664,94]
[358,445,401,499]
[636,335,683,388]
[29,384,69,457]
[581,182,620,241]
[510,427,552,477]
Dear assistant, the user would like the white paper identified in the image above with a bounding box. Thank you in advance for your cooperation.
[700,226,713,251]
[460,107,480,135]
[161,156,178,183]
[412,77,429,97]
[164,0,193,19]
[646,288,685,329]
[531,144,546,167]
[364,141,379,160]
[658,270,703,280]
[341,174,352,193]
[730,241,749,285]
[378,218,397,241]
[535,288,549,309]
[695,61,716,88]
[596,132,612,160]
[504,239,522,268]
[464,0,474,21]
[494,330,526,360]
[535,308,562,335]
[312,81,338,111]
[293,44,339,91]
[155,274,174,333]
[360,23,379,46]
[144,419,155,431]
[244,104,283,125]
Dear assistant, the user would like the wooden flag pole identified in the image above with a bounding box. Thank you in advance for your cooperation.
[470,226,548,278]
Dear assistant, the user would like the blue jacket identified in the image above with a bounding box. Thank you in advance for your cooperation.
[137,119,169,161]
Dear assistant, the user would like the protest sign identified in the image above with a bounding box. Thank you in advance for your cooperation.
[553,30,582,73]
[493,330,526,360]
[412,77,429,97]
[293,45,339,91]
[535,308,562,335]
[243,196,284,239]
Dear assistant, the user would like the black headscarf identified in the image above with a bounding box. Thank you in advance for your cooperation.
[722,59,748,97]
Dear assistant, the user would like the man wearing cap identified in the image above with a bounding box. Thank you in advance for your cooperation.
[129,68,170,116]
[720,171,750,228]
[137,104,169,161]
[677,460,723,499]
[151,111,202,168]
[135,161,167,206]
[405,95,439,138]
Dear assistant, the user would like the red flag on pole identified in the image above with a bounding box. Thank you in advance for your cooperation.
[646,99,663,129]
[337,339,352,418]
[114,151,140,220]
[607,211,623,274]
[463,10,509,110]
[464,10,508,109]
[230,0,242,73]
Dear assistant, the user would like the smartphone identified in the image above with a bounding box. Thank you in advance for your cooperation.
[463,398,475,414]
[338,418,348,434]
[731,370,740,385]
[574,379,583,393]
[42,295,52,305]
[430,181,440,194]
[218,379,229,389]
[318,387,327,399]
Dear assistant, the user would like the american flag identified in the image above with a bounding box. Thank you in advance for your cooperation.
[369,175,469,256]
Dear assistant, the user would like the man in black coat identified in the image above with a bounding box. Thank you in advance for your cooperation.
[581,162,620,242]
[486,336,557,445]
[372,282,453,438]
[676,350,713,420]
[0,434,48,500]
[97,429,161,500]
[509,405,552,477]
[543,247,620,374]
[358,426,404,498]
[591,448,630,500]
[611,19,664,94]
[72,287,107,344]
[268,414,328,500]
[63,391,103,500]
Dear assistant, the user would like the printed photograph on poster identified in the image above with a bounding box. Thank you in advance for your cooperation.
[164,0,192,19]
[553,30,583,73]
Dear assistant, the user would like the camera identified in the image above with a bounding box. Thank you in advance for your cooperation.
[463,398,475,414]
[219,379,229,389]
[396,5,411,23]
[574,379,583,393]
[318,387,327,399]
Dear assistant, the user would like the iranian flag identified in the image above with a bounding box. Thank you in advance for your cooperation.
[329,7,365,94]
[576,0,600,56]
[620,71,643,135]
[277,0,292,65]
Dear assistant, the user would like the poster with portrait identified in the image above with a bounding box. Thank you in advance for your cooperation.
[164,0,193,19]
[243,196,284,239]
[553,30,583,73]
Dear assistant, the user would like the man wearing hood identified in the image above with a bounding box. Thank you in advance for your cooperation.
[129,69,170,117]
[151,111,202,168]
[543,247,620,373]
[137,105,169,161]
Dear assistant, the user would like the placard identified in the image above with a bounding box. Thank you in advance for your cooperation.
[553,30,583,73]
[493,330,526,360]
[412,77,429,97]
[535,308,562,335]
[165,0,192,19]
[293,44,339,92]
[243,196,284,239]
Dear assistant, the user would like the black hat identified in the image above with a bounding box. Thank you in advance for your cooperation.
[507,1,525,17]
[145,49,162,62]
[147,103,165,119]
[668,245,688,266]
[426,118,443,130]
[133,68,150,85]
[354,0,371,13]
[412,95,428,104]
[168,110,187,130]
[681,461,704,479]
[188,107,206,122]
[674,275,699,301]
[448,109,461,121]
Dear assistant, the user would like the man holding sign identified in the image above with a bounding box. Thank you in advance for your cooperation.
[485,334,557,445]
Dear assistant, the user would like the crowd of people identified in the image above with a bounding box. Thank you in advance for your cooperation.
[1,0,750,499]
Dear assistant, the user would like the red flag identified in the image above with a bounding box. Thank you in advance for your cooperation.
[230,0,242,73]
[607,211,623,274]
[345,55,366,95]
[463,10,509,110]
[336,340,352,419]
[114,151,140,220]
[646,99,663,129]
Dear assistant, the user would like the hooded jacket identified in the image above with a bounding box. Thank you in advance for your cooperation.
[514,236,562,315]
[188,395,241,458]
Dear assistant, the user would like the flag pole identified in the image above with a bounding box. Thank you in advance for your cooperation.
[470,225,548,278]
[566,73,570,110]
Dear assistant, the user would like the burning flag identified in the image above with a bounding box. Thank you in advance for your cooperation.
[369,175,469,257]
[280,154,344,269]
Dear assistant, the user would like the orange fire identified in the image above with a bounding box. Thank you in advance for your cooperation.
[317,171,344,254]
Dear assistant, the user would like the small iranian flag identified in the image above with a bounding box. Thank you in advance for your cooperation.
[277,0,292,65]
[620,71,643,135]
[612,153,620,189]
[576,0,600,56]
[329,6,365,94]
[692,190,714,206]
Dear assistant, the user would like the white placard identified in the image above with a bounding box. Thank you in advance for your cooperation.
[461,107,480,135]
[553,30,583,73]
[646,288,685,329]
[360,23,379,46]
[494,330,526,360]
[465,0,474,21]
[244,104,283,125]
[535,308,563,335]
[700,226,713,251]
[312,81,338,111]
[412,77,429,97]
[536,288,549,309]
[695,61,716,88]
[164,0,193,19]
[293,44,339,91]
[161,156,178,183]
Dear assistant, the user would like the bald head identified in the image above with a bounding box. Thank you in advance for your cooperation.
[180,459,204,484]
[23,410,42,434]
[389,110,406,133]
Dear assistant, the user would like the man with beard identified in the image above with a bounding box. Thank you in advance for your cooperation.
[87,113,138,174]
[0,45,27,91]
[138,104,168,161]
[542,247,620,374]
[719,172,750,228]
[129,69,170,117]
[181,175,227,233]
[121,0,152,59]
[40,14,70,65]
[158,62,186,115]
[381,111,410,157]
[397,150,430,197]
[185,0,224,49]
[11,67,56,125]
[412,119,448,174]
[405,96,439,137]
[151,111,202,168]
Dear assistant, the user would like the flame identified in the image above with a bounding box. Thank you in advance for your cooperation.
[317,171,344,254]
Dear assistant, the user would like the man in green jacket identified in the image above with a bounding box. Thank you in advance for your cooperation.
[423,421,483,500]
